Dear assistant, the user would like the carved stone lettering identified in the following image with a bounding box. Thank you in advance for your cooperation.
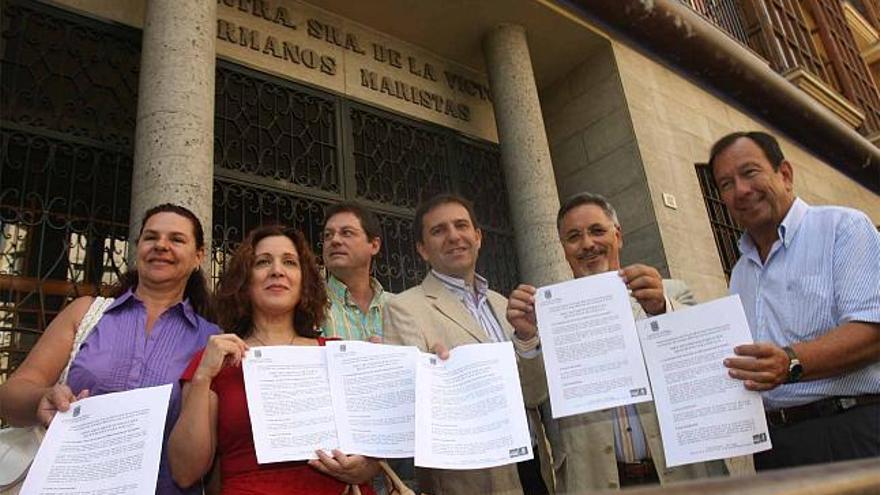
[218,0,297,30]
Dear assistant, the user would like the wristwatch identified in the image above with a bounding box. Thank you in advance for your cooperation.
[782,346,803,383]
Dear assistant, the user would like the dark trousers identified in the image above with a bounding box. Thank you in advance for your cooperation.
[756,402,880,470]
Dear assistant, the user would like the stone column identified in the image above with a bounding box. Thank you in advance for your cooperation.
[129,0,216,264]
[483,24,570,286]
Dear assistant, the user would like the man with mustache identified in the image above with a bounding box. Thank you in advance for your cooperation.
[507,193,748,492]
[709,131,880,470]
[383,193,546,495]
[320,202,389,343]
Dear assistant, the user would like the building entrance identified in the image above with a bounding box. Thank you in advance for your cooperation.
[0,0,518,383]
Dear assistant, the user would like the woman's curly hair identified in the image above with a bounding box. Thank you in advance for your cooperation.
[214,225,327,338]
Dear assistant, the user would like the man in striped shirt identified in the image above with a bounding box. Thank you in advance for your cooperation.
[320,202,389,342]
[710,131,880,470]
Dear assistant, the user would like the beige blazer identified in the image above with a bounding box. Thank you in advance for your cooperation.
[531,279,755,493]
[383,271,546,495]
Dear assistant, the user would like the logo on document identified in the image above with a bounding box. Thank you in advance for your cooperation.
[649,320,660,332]
[340,344,347,353]
[629,387,647,397]
[429,357,437,366]
[72,405,81,418]
[543,290,552,300]
[752,433,768,444]
[254,349,262,359]
[508,446,528,458]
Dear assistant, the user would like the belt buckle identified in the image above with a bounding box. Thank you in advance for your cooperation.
[838,397,857,411]
[778,408,787,425]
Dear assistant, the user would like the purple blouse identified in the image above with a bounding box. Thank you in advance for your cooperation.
[66,288,218,495]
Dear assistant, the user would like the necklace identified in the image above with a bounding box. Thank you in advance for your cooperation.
[250,327,296,346]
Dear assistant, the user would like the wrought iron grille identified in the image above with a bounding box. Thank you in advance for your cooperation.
[211,179,332,284]
[695,164,743,279]
[0,0,139,148]
[350,106,450,210]
[214,65,340,193]
[211,178,425,294]
[213,62,519,295]
[680,0,751,47]
[0,0,138,384]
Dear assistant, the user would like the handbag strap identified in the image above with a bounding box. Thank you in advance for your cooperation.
[57,296,115,386]
[378,460,416,495]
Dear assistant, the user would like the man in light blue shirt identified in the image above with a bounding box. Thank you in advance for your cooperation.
[709,131,880,470]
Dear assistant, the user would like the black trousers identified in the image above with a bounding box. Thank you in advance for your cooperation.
[755,402,880,470]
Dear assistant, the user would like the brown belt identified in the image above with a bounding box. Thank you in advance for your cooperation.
[766,394,880,427]
[617,459,657,480]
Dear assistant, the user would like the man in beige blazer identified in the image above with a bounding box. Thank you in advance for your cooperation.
[507,192,754,493]
[383,193,546,495]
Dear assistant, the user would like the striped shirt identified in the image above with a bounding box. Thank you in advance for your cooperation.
[321,274,390,341]
[432,269,507,343]
[730,198,880,409]
[613,404,649,463]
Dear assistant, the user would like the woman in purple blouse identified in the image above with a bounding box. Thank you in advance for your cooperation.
[0,203,219,494]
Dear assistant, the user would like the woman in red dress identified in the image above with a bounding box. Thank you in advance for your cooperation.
[168,225,378,494]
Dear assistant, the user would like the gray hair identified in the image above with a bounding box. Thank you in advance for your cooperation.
[556,192,620,232]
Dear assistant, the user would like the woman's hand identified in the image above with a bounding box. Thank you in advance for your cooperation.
[36,384,89,427]
[193,334,249,383]
[308,449,381,484]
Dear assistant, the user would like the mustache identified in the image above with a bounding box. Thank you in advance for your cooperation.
[575,247,604,260]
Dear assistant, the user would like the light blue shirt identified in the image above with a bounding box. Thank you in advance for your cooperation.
[730,198,880,409]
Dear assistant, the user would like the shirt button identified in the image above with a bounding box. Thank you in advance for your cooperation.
[604,445,613,454]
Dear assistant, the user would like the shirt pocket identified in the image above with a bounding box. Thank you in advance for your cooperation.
[787,275,833,341]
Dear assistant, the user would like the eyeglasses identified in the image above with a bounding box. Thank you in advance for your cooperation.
[322,227,365,242]
[562,224,617,243]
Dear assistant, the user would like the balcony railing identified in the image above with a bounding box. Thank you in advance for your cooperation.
[679,0,752,46]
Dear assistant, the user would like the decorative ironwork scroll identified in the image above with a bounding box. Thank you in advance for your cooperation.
[0,0,138,384]
[214,64,341,193]
[214,63,520,296]
[350,105,451,210]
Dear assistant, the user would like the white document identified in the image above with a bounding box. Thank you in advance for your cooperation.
[414,342,532,470]
[242,346,338,463]
[535,272,653,418]
[325,341,417,458]
[21,384,171,495]
[637,295,771,467]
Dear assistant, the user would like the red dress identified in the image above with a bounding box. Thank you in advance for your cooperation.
[181,337,375,495]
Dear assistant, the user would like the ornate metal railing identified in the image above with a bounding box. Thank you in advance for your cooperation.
[680,0,752,47]
[213,61,519,295]
[0,0,138,384]
[695,164,742,280]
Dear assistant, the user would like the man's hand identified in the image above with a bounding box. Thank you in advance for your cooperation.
[620,264,666,315]
[308,450,380,484]
[431,342,450,360]
[506,284,538,340]
[724,342,790,391]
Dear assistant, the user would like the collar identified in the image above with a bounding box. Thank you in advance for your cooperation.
[108,287,198,328]
[431,269,489,299]
[737,197,808,257]
[326,274,385,309]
